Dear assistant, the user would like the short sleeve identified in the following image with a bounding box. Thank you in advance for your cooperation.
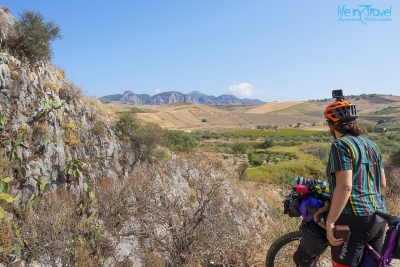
[328,140,353,173]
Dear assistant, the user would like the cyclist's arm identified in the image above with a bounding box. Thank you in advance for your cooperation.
[381,168,386,189]
[326,169,352,246]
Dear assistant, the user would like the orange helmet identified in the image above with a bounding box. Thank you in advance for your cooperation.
[324,100,358,123]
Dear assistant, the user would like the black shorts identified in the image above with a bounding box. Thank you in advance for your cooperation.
[331,213,387,266]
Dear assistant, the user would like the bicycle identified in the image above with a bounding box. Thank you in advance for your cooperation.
[265,178,400,267]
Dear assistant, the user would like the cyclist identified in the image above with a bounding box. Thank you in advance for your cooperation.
[324,96,387,266]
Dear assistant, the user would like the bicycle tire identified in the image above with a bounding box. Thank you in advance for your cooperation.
[266,231,332,267]
[266,231,302,267]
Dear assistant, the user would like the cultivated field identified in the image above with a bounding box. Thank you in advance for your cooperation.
[104,95,400,131]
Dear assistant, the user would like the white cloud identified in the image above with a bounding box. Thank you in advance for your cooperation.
[154,88,162,95]
[228,83,255,98]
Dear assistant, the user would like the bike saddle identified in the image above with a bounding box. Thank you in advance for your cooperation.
[375,211,400,228]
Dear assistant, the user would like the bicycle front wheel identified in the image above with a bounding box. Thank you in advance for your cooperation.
[266,231,332,267]
[266,231,302,267]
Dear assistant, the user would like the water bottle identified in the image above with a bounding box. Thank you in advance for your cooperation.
[294,177,327,187]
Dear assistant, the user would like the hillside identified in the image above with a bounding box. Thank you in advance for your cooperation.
[105,94,400,131]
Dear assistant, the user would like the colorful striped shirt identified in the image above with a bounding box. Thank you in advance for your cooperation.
[326,134,386,216]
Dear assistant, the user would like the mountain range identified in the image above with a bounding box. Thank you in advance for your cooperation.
[99,90,266,105]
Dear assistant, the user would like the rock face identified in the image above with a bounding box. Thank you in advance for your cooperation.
[0,7,134,197]
[99,90,266,105]
[0,55,133,191]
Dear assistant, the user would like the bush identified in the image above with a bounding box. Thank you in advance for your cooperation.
[248,153,264,167]
[115,111,140,138]
[164,130,197,152]
[7,10,63,62]
[259,139,274,149]
[232,142,247,154]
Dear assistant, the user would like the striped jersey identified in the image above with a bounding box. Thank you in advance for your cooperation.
[326,134,386,216]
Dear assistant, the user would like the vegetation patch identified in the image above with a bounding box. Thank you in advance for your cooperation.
[266,103,309,114]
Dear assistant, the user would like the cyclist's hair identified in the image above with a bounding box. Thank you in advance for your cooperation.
[327,119,365,136]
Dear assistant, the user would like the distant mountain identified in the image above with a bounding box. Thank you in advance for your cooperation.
[99,91,266,105]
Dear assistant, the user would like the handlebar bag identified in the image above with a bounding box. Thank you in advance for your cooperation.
[299,196,323,222]
[283,194,301,217]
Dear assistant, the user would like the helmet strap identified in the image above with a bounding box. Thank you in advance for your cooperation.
[328,120,339,139]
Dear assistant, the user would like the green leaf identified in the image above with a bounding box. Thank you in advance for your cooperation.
[3,139,11,146]
[35,112,44,120]
[0,183,3,192]
[13,194,21,202]
[0,116,5,126]
[44,102,52,110]
[75,170,80,179]
[3,177,10,183]
[32,195,42,206]
[26,202,32,212]
[0,246,3,253]
[40,179,47,192]
[5,196,14,203]
[83,182,88,192]
[21,166,27,178]
[0,192,12,200]
[15,133,23,146]
[9,245,21,254]
[78,165,83,171]
[0,206,4,218]
[57,109,62,119]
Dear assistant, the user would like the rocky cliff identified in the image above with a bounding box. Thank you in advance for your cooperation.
[0,8,134,198]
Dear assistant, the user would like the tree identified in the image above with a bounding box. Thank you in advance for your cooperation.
[9,10,63,62]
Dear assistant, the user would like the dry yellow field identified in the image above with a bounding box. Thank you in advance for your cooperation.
[246,101,305,114]
[104,95,400,131]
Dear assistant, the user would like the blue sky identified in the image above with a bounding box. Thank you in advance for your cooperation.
[1,0,399,102]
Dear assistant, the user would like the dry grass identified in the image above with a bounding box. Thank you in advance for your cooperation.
[59,83,83,102]
[0,218,13,250]
[44,82,58,95]
[76,245,97,267]
[17,124,32,140]
[63,122,80,148]
[34,122,49,135]
[91,121,106,135]
[142,251,166,267]
[10,70,21,80]
[55,68,65,80]
[0,157,9,178]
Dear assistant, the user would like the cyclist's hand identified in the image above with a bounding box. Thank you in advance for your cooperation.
[326,223,344,246]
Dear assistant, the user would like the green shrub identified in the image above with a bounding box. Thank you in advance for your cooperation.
[259,139,274,149]
[247,153,264,167]
[7,10,63,62]
[164,130,197,151]
[115,111,140,138]
[232,142,247,154]
[201,119,207,122]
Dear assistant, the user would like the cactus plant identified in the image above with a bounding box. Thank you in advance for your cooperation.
[63,158,83,183]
